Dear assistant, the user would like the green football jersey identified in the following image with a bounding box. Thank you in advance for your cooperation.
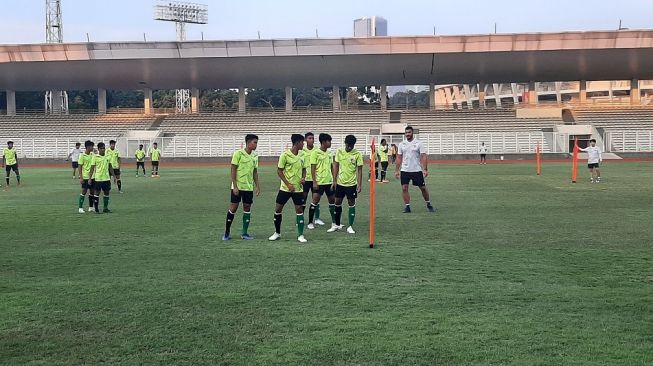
[78,152,95,180]
[335,147,363,187]
[150,148,161,161]
[277,150,303,192]
[135,149,146,162]
[107,147,121,168]
[301,146,316,182]
[92,154,112,182]
[310,148,333,185]
[378,145,389,162]
[3,148,17,165]
[231,149,258,191]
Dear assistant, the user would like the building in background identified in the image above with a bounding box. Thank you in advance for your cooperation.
[354,16,387,37]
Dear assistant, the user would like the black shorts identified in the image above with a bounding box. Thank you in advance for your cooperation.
[480,154,487,158]
[93,180,111,194]
[588,163,600,169]
[5,164,18,173]
[276,190,305,206]
[400,171,426,187]
[113,168,121,176]
[303,180,313,194]
[314,184,335,196]
[231,190,254,204]
[81,179,93,189]
[136,161,145,167]
[335,185,358,200]
[152,161,160,167]
[72,162,79,169]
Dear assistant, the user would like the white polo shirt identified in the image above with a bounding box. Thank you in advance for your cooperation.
[398,138,426,172]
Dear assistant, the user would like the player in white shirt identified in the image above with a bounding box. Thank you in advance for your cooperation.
[66,142,83,179]
[394,126,435,213]
[579,139,603,183]
[479,142,489,165]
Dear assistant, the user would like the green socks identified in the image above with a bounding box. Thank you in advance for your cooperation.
[242,212,251,235]
[315,204,321,220]
[78,195,85,208]
[103,196,110,209]
[296,214,305,236]
[348,206,356,226]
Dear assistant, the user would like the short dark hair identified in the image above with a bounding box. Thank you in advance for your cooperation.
[305,132,314,138]
[84,140,94,148]
[319,133,332,143]
[139,144,144,148]
[405,126,414,132]
[590,139,596,143]
[153,142,158,146]
[7,140,13,145]
[381,139,387,144]
[75,142,81,146]
[97,142,106,149]
[344,135,357,146]
[109,140,116,144]
[245,134,258,143]
[291,134,305,145]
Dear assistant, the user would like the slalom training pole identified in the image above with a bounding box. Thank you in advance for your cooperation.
[571,137,579,183]
[536,142,542,176]
[369,138,376,249]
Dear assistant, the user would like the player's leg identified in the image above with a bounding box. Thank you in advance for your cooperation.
[346,190,357,234]
[326,188,337,227]
[588,166,595,182]
[400,172,411,212]
[293,194,307,242]
[270,192,289,240]
[78,184,88,213]
[102,182,111,213]
[224,191,240,240]
[330,186,345,232]
[595,167,601,182]
[381,162,388,182]
[308,190,322,229]
[415,173,435,212]
[5,166,10,188]
[240,192,254,239]
[115,170,122,192]
[13,166,20,186]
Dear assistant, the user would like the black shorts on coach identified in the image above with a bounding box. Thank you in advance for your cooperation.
[588,163,599,169]
[400,171,425,187]
[276,190,305,206]
[72,162,79,169]
[231,190,254,204]
[335,185,357,200]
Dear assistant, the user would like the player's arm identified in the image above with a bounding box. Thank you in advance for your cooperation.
[357,165,363,193]
[332,161,339,190]
[88,165,96,182]
[230,164,239,194]
[421,153,429,178]
[67,150,72,161]
[108,163,114,177]
[253,168,260,196]
[301,167,306,184]
[311,164,318,189]
[394,153,402,178]
[2,153,5,168]
[277,167,295,192]
[78,164,84,183]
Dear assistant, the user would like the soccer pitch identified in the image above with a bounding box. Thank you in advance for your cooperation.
[2,162,652,365]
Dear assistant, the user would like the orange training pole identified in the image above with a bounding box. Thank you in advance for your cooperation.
[369,138,376,249]
[571,137,579,183]
[536,142,541,175]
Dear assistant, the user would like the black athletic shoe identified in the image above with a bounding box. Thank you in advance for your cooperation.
[427,204,436,213]
[403,205,412,213]
[103,208,112,213]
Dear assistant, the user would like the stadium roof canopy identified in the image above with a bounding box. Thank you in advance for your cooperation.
[1,30,653,91]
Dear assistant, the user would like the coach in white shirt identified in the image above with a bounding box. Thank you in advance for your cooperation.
[579,138,603,183]
[394,126,436,213]
[66,142,83,179]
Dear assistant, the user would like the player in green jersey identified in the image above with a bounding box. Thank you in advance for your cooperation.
[379,139,390,183]
[108,140,123,193]
[269,134,307,243]
[223,134,260,241]
[135,144,146,177]
[150,142,161,177]
[91,142,113,213]
[307,133,338,231]
[331,135,364,234]
[3,141,21,190]
[77,140,96,213]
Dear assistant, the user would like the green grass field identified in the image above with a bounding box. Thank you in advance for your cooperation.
[1,162,652,365]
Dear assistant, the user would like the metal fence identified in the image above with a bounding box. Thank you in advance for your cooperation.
[8,132,570,159]
[604,130,653,152]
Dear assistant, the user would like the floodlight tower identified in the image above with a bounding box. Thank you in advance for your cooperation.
[154,1,208,114]
[45,0,68,114]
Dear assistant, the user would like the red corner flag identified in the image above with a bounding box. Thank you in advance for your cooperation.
[369,138,377,249]
[571,137,579,183]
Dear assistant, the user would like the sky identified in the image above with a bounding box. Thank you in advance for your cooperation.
[0,0,651,44]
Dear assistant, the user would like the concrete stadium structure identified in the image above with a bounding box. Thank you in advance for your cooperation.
[2,29,653,115]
